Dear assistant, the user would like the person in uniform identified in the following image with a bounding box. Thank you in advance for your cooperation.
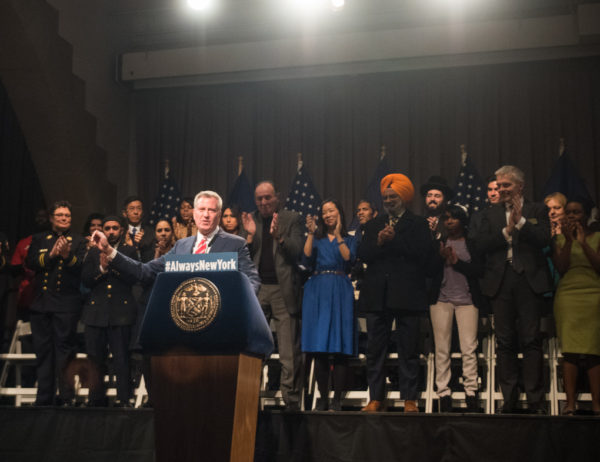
[26,201,86,406]
[81,216,138,406]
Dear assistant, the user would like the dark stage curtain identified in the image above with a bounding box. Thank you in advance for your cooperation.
[0,79,46,246]
[135,56,600,219]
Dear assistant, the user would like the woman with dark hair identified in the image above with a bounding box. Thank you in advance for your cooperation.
[553,199,600,415]
[220,205,246,238]
[302,199,358,411]
[154,219,176,258]
[429,204,483,413]
[171,197,197,241]
[83,213,105,249]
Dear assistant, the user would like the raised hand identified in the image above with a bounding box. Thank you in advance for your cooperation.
[91,230,111,254]
[306,215,317,235]
[427,216,439,232]
[270,212,280,239]
[377,224,395,246]
[241,212,256,236]
[133,229,144,245]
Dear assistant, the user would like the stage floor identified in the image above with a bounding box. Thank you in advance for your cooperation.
[1,407,599,462]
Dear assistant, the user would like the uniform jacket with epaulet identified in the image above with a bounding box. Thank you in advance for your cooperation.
[81,245,139,327]
[26,229,86,312]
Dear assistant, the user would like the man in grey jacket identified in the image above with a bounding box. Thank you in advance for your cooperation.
[242,181,304,410]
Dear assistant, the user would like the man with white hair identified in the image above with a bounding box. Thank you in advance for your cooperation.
[92,191,260,293]
[476,166,551,414]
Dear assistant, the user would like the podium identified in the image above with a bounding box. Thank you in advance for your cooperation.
[141,270,274,462]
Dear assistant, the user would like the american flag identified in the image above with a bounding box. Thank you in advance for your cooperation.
[284,166,322,217]
[452,154,487,215]
[148,177,182,225]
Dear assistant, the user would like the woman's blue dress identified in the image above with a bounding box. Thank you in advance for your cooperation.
[301,235,358,356]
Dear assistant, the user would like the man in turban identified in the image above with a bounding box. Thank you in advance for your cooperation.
[357,174,433,412]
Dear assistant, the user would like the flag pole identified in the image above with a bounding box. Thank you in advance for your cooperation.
[297,152,303,172]
[380,145,387,161]
[164,159,170,179]
[460,144,468,167]
[237,156,243,176]
[559,138,565,157]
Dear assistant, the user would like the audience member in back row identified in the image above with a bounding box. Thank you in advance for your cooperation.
[475,166,552,414]
[82,213,104,250]
[172,197,197,241]
[26,201,86,406]
[429,205,483,413]
[81,216,138,407]
[358,174,432,413]
[221,205,247,238]
[122,196,155,262]
[552,199,600,415]
[468,175,501,240]
[421,176,454,240]
[302,199,358,411]
[153,219,176,258]
[544,192,567,237]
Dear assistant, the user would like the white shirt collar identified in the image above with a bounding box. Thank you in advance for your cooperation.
[195,226,220,250]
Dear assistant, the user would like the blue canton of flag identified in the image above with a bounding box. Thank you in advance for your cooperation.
[452,155,487,215]
[149,177,182,226]
[284,166,322,217]
[227,170,257,213]
[542,151,595,205]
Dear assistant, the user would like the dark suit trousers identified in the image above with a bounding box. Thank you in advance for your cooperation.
[492,264,544,408]
[85,325,132,404]
[366,310,420,401]
[30,310,79,405]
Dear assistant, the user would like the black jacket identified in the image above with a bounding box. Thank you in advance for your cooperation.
[81,245,139,327]
[26,229,86,313]
[357,211,432,313]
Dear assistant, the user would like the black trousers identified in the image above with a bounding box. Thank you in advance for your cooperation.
[29,310,79,405]
[492,264,544,408]
[85,324,132,404]
[365,310,421,401]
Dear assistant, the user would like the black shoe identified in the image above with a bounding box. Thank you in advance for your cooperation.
[284,402,300,412]
[315,398,328,411]
[465,395,479,413]
[530,404,547,415]
[113,400,132,408]
[439,396,452,413]
[330,396,342,412]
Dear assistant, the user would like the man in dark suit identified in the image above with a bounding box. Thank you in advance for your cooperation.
[93,191,260,293]
[358,174,432,413]
[476,166,552,413]
[241,181,304,410]
[26,201,87,406]
[121,196,155,263]
[420,175,454,240]
[81,216,138,406]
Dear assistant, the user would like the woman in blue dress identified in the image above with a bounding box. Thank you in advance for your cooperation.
[302,199,358,411]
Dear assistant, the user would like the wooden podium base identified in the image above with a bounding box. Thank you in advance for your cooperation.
[152,352,263,462]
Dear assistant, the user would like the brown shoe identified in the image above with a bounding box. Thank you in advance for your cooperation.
[404,400,419,413]
[361,400,384,412]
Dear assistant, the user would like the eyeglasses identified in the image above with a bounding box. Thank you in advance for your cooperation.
[54,213,71,218]
[103,225,120,231]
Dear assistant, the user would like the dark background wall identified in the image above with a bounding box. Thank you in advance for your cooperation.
[135,56,600,221]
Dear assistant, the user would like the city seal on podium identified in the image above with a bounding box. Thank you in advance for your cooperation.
[170,278,221,332]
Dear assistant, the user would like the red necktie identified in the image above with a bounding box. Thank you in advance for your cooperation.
[194,238,207,254]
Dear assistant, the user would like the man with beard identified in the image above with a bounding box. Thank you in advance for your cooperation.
[420,176,455,240]
[476,166,552,414]
[26,201,86,406]
[241,181,304,410]
[81,216,138,406]
[358,174,432,412]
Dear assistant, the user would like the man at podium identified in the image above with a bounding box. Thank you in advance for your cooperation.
[92,190,260,293]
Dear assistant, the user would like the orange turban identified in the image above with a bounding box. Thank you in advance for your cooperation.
[380,173,415,203]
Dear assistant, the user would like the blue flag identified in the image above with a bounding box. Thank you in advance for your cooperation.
[148,177,182,226]
[227,170,256,213]
[542,152,594,205]
[349,156,392,230]
[284,166,322,217]
[452,155,487,215]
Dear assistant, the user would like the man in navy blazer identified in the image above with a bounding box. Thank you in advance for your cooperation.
[92,191,260,294]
